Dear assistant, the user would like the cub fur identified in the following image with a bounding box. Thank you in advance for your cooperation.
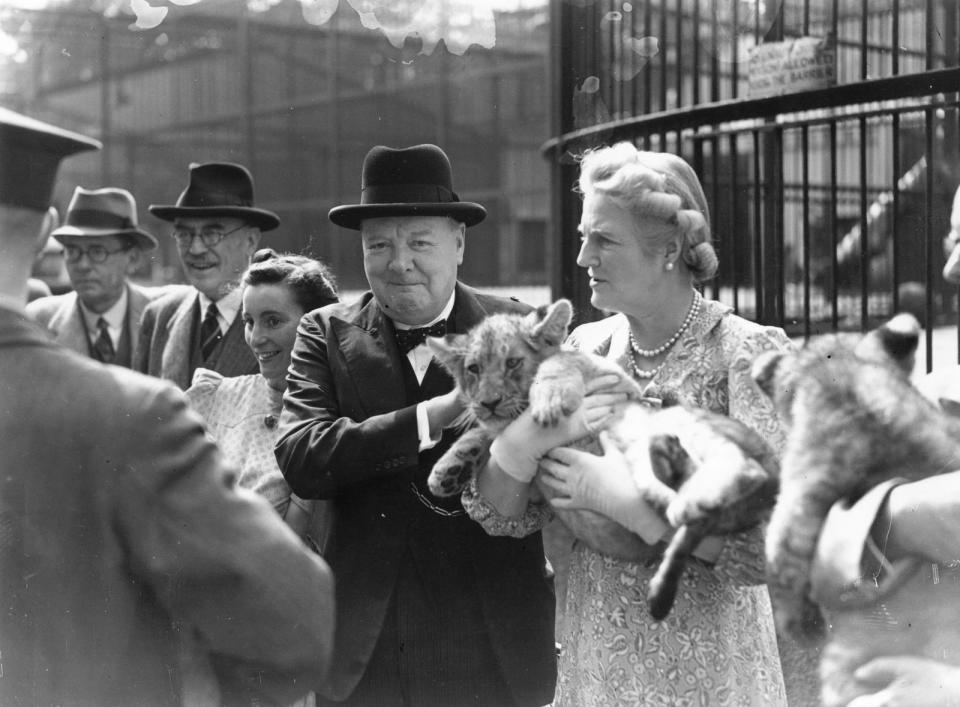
[429,299,779,619]
[752,313,960,706]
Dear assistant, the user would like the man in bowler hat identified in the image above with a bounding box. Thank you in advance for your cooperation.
[135,161,276,388]
[0,107,334,706]
[26,186,178,367]
[276,144,557,706]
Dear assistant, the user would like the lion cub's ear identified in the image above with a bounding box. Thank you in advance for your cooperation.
[427,333,469,376]
[526,299,573,350]
[855,312,919,376]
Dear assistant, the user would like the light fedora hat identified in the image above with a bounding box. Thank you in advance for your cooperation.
[329,144,486,230]
[52,186,158,251]
[149,161,280,231]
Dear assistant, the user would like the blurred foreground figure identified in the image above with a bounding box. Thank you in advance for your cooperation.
[0,107,334,707]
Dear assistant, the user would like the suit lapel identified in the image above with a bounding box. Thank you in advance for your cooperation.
[47,293,91,357]
[161,292,199,389]
[214,313,257,378]
[126,284,149,362]
[332,299,409,417]
[448,283,490,335]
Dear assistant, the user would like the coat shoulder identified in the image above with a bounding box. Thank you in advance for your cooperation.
[567,313,623,351]
[25,292,74,326]
[472,289,535,316]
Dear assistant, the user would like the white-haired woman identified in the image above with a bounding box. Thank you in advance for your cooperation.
[465,144,801,705]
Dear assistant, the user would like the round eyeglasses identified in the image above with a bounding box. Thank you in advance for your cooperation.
[171,223,247,249]
[63,244,132,264]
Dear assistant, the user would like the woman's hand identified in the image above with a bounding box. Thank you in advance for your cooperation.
[538,431,669,544]
[489,374,630,484]
[848,655,960,707]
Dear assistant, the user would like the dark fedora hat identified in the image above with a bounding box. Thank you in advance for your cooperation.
[0,106,100,213]
[149,161,280,231]
[329,144,486,230]
[53,186,158,251]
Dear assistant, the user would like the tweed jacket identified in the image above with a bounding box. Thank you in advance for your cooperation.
[134,286,258,389]
[25,281,173,366]
[0,307,334,707]
[276,283,558,705]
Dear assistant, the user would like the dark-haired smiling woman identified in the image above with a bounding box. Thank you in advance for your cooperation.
[186,248,338,531]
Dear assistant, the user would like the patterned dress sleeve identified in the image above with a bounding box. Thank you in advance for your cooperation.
[461,475,553,537]
[713,325,793,586]
[183,368,224,435]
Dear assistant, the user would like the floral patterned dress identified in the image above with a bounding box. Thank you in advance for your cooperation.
[464,298,794,707]
[185,370,294,514]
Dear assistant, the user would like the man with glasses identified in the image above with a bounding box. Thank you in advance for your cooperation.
[26,186,173,367]
[135,161,279,388]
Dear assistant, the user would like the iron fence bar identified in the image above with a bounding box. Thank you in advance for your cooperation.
[729,132,740,313]
[630,0,638,117]
[730,0,739,99]
[675,0,683,108]
[542,67,960,157]
[644,0,652,116]
[925,106,935,370]
[692,0,701,105]
[802,124,811,339]
[830,119,840,330]
[893,0,900,74]
[891,113,901,314]
[858,115,869,329]
[709,134,719,301]
[753,129,764,321]
[860,0,868,80]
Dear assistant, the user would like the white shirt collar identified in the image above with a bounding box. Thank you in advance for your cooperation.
[392,290,456,330]
[79,286,128,340]
[198,286,243,335]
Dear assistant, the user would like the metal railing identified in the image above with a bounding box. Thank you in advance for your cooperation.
[547,0,960,370]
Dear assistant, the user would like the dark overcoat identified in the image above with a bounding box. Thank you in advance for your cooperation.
[276,283,557,706]
[0,307,335,707]
[134,286,257,388]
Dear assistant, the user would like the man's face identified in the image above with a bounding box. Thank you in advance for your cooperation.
[173,216,260,301]
[361,215,464,326]
[60,234,136,314]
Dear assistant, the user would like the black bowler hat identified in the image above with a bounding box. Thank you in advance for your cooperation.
[0,107,100,212]
[149,161,280,231]
[328,144,486,230]
[53,186,158,251]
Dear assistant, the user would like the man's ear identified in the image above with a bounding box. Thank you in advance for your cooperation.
[455,222,465,266]
[245,226,262,256]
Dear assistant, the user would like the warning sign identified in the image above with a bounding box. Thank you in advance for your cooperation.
[747,35,836,98]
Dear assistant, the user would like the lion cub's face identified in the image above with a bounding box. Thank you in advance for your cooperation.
[428,300,572,431]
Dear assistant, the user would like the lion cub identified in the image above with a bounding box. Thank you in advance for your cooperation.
[428,299,779,620]
[752,313,960,706]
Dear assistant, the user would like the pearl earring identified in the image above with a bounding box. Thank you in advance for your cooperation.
[665,262,674,271]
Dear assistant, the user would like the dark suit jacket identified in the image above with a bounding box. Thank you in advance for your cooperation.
[0,307,335,707]
[134,286,257,389]
[276,283,557,706]
[25,282,175,367]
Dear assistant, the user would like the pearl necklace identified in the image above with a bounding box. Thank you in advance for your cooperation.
[628,354,665,379]
[628,290,701,359]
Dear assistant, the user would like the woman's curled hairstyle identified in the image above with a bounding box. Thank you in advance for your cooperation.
[244,248,339,313]
[578,142,718,282]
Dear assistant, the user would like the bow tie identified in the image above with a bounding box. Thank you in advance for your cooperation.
[394,320,448,353]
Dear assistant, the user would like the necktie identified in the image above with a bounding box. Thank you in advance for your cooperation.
[93,317,115,364]
[394,320,447,354]
[199,302,222,360]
